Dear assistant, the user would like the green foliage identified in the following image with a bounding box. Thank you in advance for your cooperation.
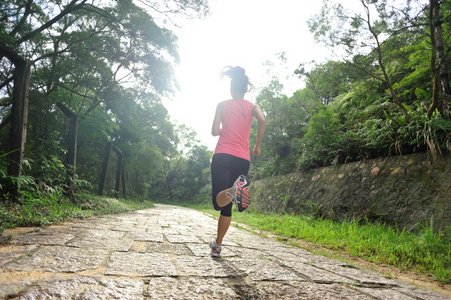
[398,110,451,158]
[36,156,71,190]
[0,191,154,233]
[148,125,212,203]
[298,105,344,168]
[0,0,210,204]
[296,61,355,105]
[251,1,450,174]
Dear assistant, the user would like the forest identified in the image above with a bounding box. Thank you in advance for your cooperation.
[0,0,450,207]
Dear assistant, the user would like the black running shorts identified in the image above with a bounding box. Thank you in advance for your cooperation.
[211,153,250,217]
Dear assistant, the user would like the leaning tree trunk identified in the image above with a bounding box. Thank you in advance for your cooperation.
[0,45,30,180]
[361,0,410,122]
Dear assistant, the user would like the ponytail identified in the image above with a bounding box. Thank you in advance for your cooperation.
[220,66,254,93]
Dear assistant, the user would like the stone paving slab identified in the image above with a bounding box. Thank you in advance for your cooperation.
[124,231,164,243]
[320,262,399,285]
[145,242,193,255]
[1,275,144,300]
[0,204,449,299]
[173,256,240,277]
[4,246,107,273]
[105,252,177,277]
[393,286,451,300]
[233,281,375,300]
[9,229,76,246]
[166,234,203,244]
[0,245,38,267]
[283,260,354,283]
[146,277,237,299]
[228,257,302,281]
[67,229,134,251]
[186,243,237,257]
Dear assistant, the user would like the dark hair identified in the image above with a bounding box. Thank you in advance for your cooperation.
[220,66,254,93]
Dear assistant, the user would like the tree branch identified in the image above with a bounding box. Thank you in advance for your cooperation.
[343,58,384,83]
[0,76,14,91]
[59,84,97,101]
[10,0,34,36]
[19,0,88,43]
[0,114,11,132]
[0,44,25,65]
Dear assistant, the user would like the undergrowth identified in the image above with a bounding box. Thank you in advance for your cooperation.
[0,191,154,234]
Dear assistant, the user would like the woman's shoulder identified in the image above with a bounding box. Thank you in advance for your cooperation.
[221,99,253,109]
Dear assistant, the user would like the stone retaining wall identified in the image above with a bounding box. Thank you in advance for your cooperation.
[249,153,451,231]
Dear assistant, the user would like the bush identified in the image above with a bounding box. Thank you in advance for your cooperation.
[298,105,345,169]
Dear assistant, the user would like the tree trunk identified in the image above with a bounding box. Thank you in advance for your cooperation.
[56,102,78,189]
[121,163,127,199]
[113,147,122,198]
[97,141,112,196]
[428,0,440,119]
[433,1,451,100]
[7,58,30,178]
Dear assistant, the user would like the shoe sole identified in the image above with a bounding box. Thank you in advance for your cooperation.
[210,251,220,257]
[236,177,250,212]
[209,240,221,257]
[237,189,249,211]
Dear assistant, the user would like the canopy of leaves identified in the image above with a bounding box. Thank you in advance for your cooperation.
[0,0,211,202]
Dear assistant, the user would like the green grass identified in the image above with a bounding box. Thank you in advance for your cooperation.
[190,204,451,285]
[0,191,154,233]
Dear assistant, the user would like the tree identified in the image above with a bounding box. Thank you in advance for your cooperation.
[295,60,356,105]
[308,0,431,121]
[309,0,451,121]
[0,0,209,198]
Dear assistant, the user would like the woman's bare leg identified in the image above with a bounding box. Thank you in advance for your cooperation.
[216,188,233,208]
[215,188,234,246]
[216,214,231,246]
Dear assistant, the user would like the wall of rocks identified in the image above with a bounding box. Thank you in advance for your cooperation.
[249,153,451,231]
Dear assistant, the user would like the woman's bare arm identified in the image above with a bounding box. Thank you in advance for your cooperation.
[252,104,266,156]
[211,102,223,136]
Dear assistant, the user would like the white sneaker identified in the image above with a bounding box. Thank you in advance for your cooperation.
[209,238,222,257]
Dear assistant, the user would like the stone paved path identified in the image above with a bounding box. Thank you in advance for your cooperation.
[0,204,449,299]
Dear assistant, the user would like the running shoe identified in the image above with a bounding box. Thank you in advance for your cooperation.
[209,238,222,257]
[232,174,251,212]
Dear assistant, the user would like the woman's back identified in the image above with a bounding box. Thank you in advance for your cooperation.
[214,99,253,160]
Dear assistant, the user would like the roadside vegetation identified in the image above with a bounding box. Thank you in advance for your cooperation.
[0,193,153,231]
[0,185,154,245]
[189,203,451,285]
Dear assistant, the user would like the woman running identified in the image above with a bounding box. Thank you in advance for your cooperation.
[209,66,266,256]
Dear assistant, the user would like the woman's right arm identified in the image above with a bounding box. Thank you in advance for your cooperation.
[211,102,223,136]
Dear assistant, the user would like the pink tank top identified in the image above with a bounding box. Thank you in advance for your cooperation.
[214,99,253,161]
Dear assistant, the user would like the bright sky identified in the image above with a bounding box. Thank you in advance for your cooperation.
[164,0,338,150]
